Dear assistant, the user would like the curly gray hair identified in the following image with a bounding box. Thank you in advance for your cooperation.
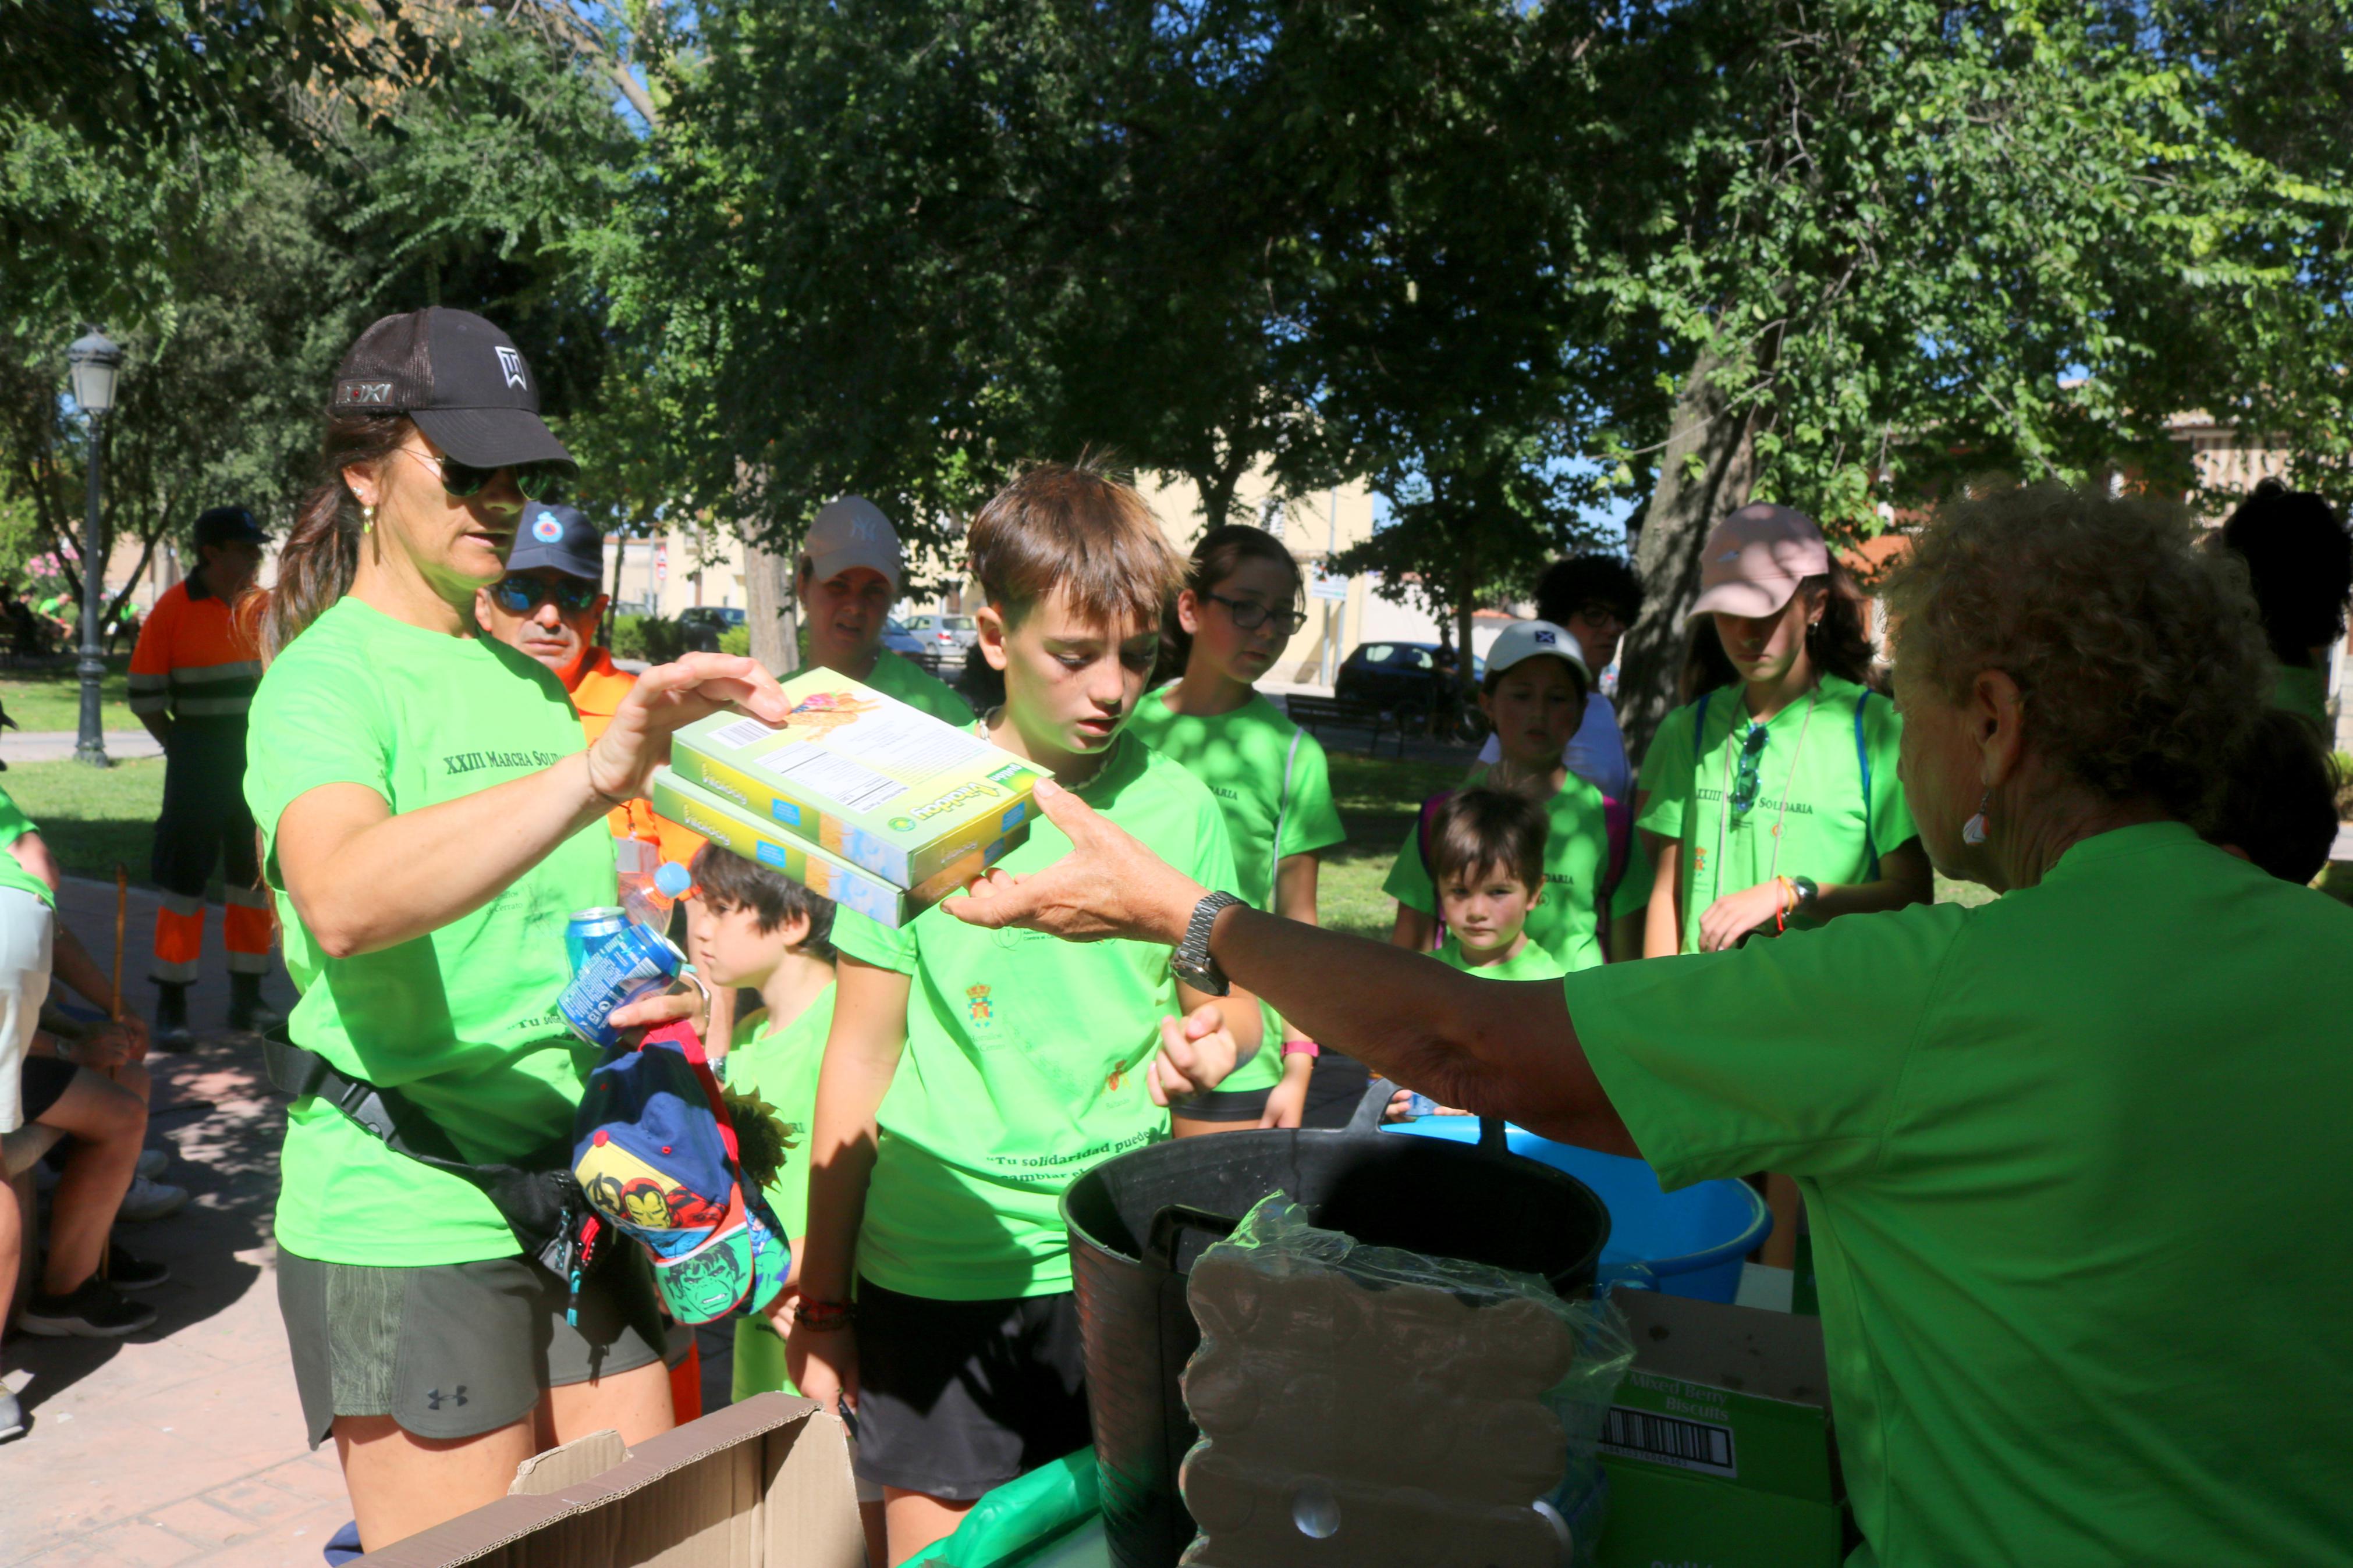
[1882,482,2270,826]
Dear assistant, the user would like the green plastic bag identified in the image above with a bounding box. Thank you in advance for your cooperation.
[903,1449,1101,1568]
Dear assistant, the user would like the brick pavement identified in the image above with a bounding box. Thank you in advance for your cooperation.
[2,879,347,1568]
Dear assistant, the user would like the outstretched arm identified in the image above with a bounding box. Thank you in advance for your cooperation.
[951,781,1637,1155]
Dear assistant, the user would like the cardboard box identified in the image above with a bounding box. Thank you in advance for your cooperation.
[359,1393,864,1567]
[1595,1290,1846,1568]
[670,672,1041,889]
[652,769,989,929]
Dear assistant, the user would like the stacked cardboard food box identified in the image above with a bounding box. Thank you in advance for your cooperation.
[652,669,1041,927]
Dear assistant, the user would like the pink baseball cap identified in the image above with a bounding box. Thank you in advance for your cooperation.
[1685,504,1831,623]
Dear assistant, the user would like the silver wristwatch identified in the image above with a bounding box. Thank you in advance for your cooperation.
[1171,891,1244,996]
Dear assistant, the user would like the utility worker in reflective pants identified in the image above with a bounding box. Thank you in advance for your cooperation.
[129,505,276,1044]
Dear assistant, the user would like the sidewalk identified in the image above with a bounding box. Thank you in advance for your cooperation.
[0,731,164,765]
[2,880,345,1568]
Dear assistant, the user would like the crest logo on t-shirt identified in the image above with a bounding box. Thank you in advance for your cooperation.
[966,984,995,1027]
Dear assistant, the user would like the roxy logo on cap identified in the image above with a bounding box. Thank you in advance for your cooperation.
[531,511,565,543]
[496,346,528,390]
[337,381,394,406]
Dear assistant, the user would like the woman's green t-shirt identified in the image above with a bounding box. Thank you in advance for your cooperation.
[1128,687,1347,1087]
[832,733,1240,1300]
[244,597,615,1267]
[726,986,835,1400]
[1636,674,1915,954]
[861,650,975,728]
[1383,768,1611,974]
[0,786,53,908]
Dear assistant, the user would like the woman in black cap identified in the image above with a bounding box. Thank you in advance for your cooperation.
[244,308,789,1549]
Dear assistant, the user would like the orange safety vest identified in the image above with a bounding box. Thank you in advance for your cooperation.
[568,648,708,870]
[128,578,263,725]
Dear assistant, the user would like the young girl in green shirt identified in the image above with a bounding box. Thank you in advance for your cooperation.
[1386,620,1613,973]
[1635,504,1930,957]
[1129,525,1347,1132]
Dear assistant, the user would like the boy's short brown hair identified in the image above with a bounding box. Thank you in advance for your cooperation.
[1423,787,1548,893]
[967,460,1185,630]
[690,843,836,958]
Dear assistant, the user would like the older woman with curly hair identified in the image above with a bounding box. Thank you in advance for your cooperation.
[946,482,2353,1567]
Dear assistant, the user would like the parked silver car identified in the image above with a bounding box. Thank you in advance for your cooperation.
[903,613,980,673]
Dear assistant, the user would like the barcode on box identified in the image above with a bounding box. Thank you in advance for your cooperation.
[763,744,907,815]
[705,717,780,752]
[1599,1406,1737,1479]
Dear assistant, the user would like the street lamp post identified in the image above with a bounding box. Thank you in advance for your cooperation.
[68,330,122,768]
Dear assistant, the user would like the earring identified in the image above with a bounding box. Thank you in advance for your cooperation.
[361,504,375,535]
[1962,788,1991,846]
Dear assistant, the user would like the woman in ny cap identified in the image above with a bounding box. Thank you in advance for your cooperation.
[797,494,973,723]
[245,307,789,1550]
[943,482,2353,1567]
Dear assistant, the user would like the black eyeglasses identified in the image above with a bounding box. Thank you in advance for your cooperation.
[1206,592,1307,636]
[489,574,601,615]
[401,447,570,503]
[1574,601,1629,628]
[1729,721,1771,817]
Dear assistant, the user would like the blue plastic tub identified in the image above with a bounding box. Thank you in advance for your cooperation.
[1385,1118,1769,1302]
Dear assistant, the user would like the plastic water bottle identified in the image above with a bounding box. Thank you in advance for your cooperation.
[617,835,694,929]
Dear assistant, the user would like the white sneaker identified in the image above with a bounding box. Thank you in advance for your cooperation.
[118,1175,189,1222]
[136,1148,168,1180]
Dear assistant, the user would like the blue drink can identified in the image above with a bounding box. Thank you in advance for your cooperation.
[559,919,684,1050]
[565,906,630,975]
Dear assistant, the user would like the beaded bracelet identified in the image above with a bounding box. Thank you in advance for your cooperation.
[797,1299,857,1333]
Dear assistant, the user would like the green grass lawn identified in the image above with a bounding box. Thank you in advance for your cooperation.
[0,655,137,732]
[4,755,163,881]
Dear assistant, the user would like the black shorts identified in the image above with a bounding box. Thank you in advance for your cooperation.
[851,1278,1092,1502]
[277,1247,668,1448]
[19,1055,76,1123]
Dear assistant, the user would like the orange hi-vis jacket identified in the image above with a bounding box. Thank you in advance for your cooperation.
[569,648,707,871]
[128,578,262,725]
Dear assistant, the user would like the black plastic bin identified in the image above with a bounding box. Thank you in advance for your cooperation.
[1062,1085,1611,1568]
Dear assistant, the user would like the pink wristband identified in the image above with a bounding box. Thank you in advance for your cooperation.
[1280,1039,1321,1058]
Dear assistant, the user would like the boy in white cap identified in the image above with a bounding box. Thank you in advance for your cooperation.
[796,495,971,724]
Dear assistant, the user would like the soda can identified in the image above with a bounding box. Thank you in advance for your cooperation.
[566,906,630,975]
[559,920,684,1050]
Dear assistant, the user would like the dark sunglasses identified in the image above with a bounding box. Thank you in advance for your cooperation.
[403,447,570,503]
[1206,592,1307,636]
[489,574,601,615]
[1729,720,1772,818]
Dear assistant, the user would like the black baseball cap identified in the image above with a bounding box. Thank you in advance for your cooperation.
[504,503,605,582]
[331,308,575,471]
[193,505,267,550]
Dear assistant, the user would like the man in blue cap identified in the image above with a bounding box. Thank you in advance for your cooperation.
[473,503,703,867]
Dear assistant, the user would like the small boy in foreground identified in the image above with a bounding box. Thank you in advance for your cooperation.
[786,461,1260,1562]
[1390,787,1558,1122]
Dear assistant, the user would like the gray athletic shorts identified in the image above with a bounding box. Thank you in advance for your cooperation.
[278,1247,667,1447]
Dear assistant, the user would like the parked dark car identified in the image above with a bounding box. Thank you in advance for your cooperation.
[676,605,747,653]
[1334,641,1485,716]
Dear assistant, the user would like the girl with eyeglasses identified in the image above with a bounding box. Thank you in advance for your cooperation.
[1634,505,1930,962]
[244,309,790,1550]
[1128,524,1347,1132]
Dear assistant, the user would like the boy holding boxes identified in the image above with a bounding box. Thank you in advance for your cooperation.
[787,463,1260,1561]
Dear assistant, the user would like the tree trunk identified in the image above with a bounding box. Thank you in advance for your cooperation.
[744,538,800,675]
[1615,344,1758,760]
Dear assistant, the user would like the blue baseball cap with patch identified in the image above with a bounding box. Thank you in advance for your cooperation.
[505,502,604,583]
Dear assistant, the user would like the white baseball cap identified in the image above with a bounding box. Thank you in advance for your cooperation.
[800,495,903,593]
[1485,620,1591,687]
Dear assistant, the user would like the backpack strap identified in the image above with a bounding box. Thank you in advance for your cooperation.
[1268,727,1305,909]
[1854,689,1882,881]
[1682,690,1714,909]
